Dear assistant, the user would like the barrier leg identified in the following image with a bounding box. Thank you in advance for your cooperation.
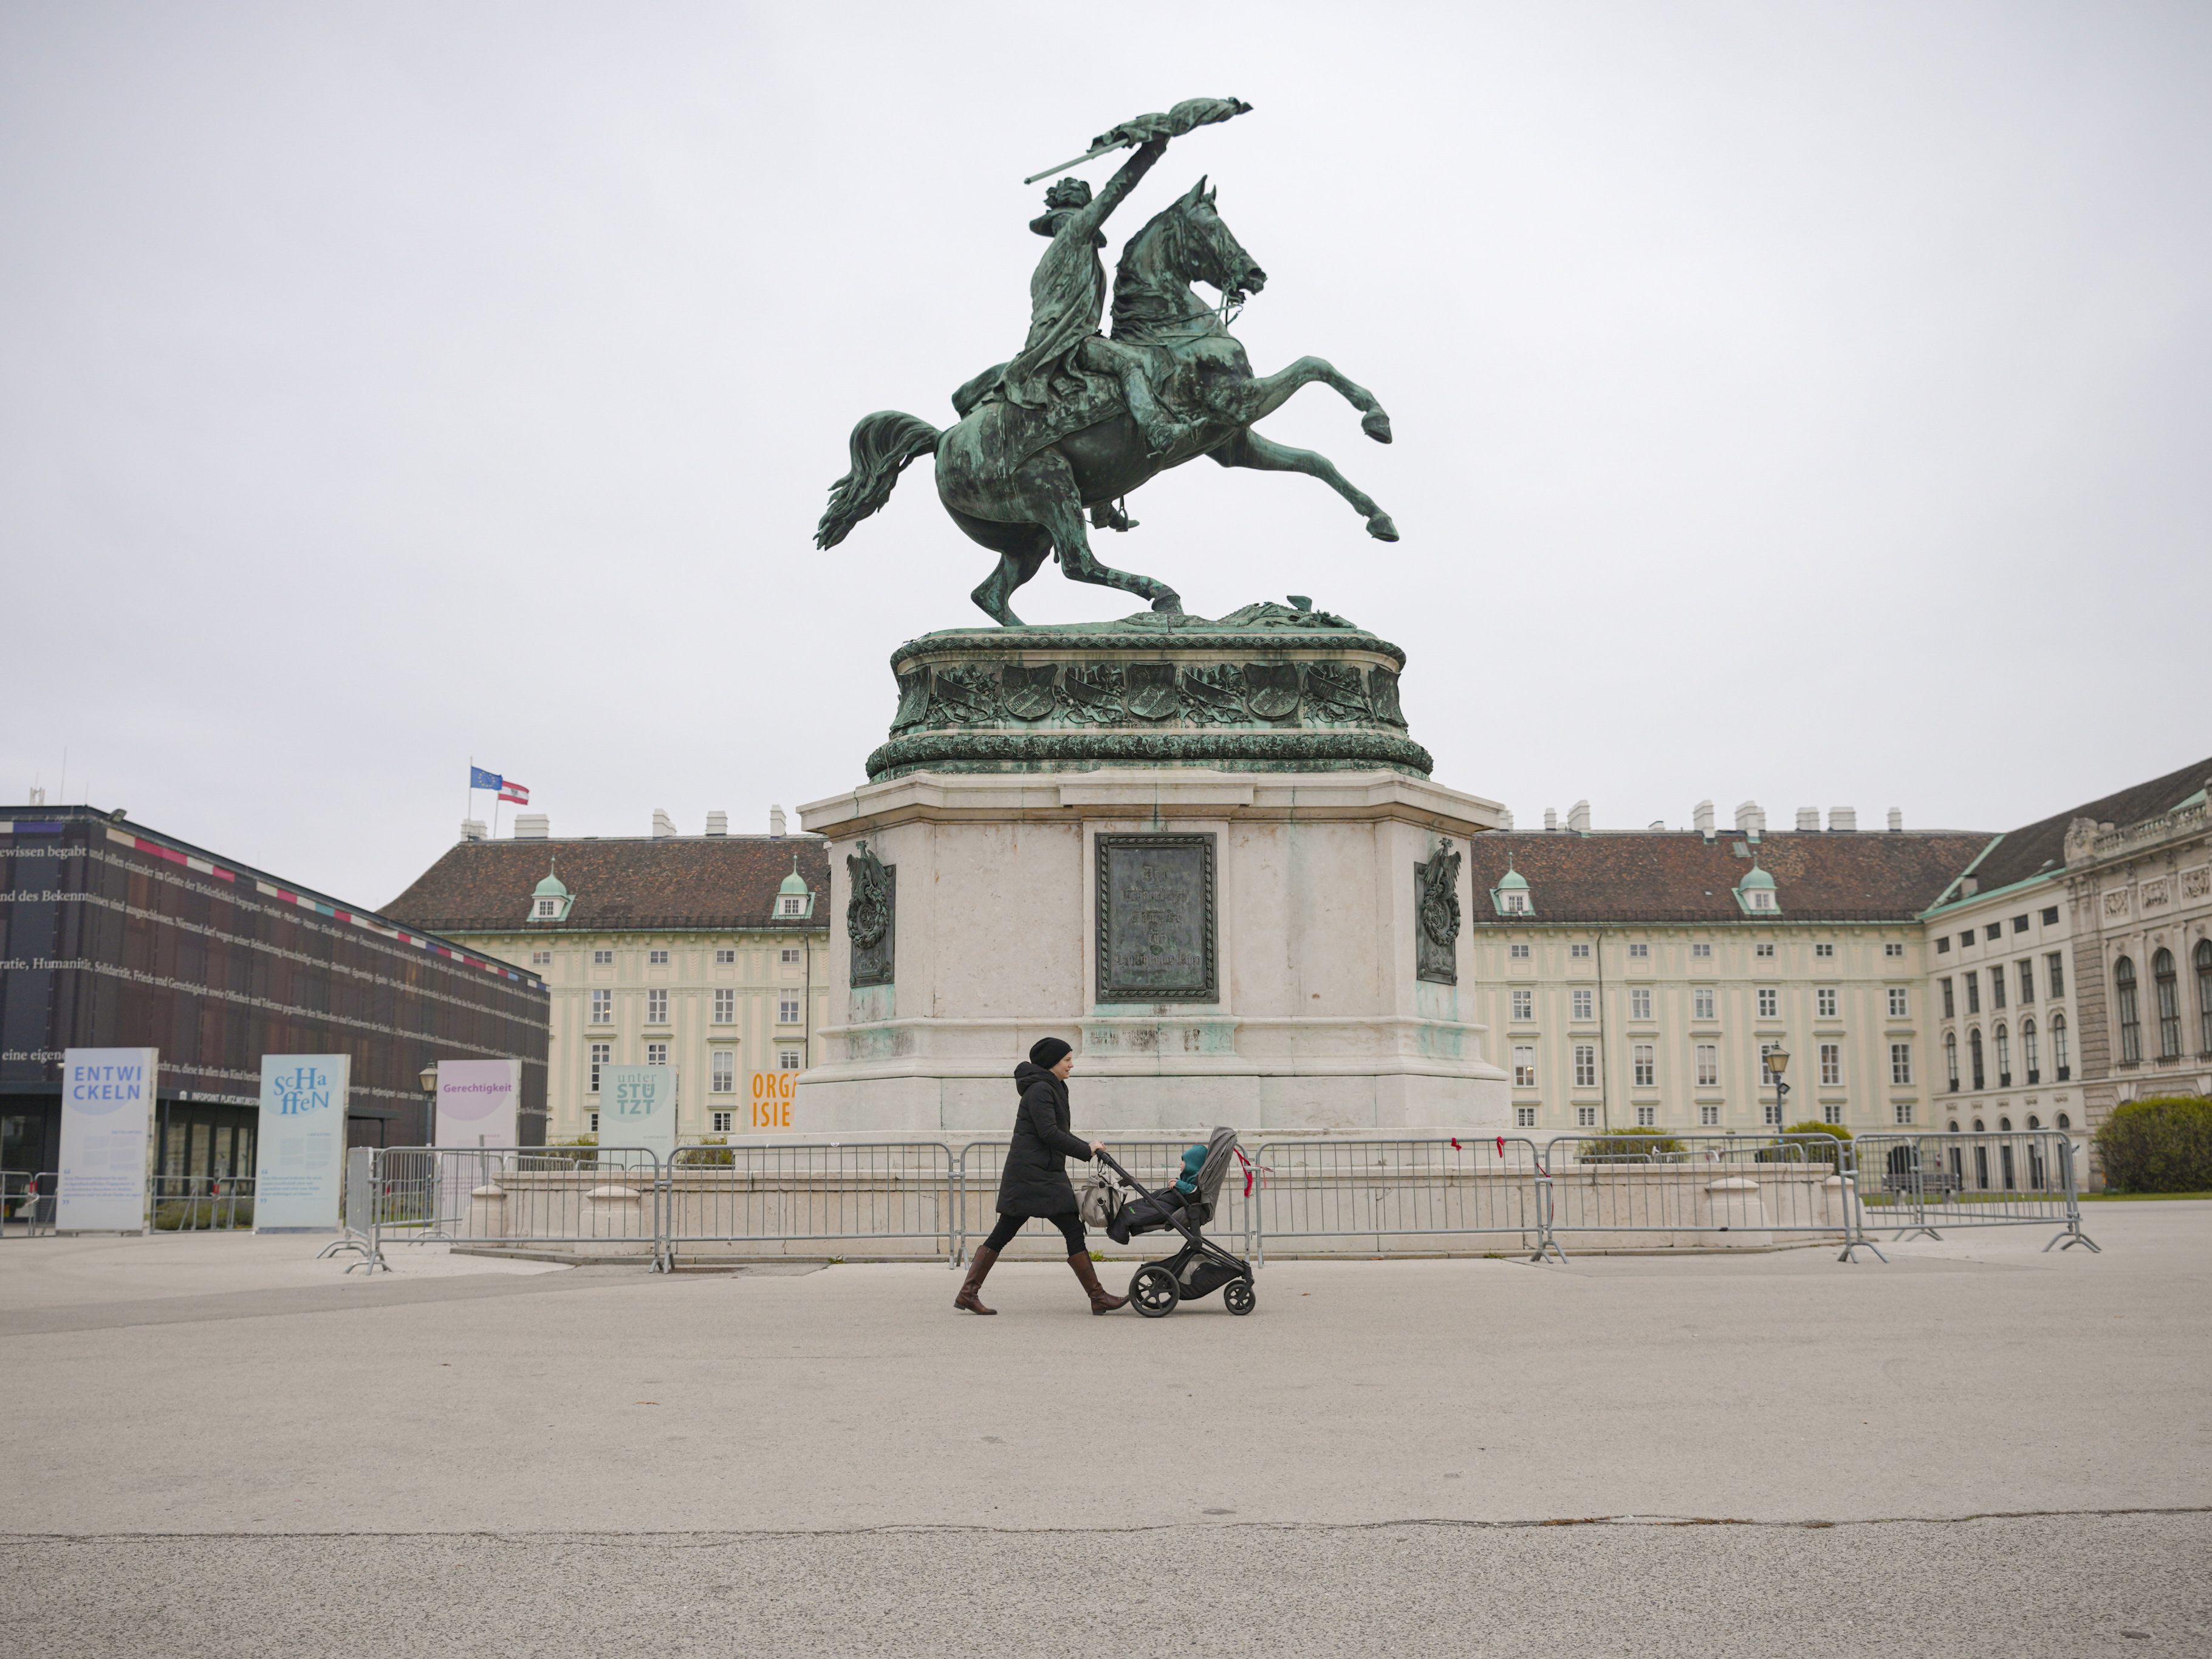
[1531,1176,1568,1265]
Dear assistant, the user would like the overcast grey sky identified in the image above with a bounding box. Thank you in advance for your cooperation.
[4,2,2207,907]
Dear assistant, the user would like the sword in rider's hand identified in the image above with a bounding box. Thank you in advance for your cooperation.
[1022,96,1253,185]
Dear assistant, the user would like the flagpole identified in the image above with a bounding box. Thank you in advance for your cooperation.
[466,756,474,838]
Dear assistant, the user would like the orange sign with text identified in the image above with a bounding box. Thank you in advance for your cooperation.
[750,1070,793,1131]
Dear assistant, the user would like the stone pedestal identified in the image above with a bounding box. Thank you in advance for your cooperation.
[792,603,1508,1140]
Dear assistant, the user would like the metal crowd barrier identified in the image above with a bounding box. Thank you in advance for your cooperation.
[317,1145,386,1271]
[1542,1132,1884,1263]
[2,1171,55,1237]
[371,1146,666,1266]
[1853,1131,2095,1251]
[1248,1136,1552,1266]
[148,1174,256,1232]
[955,1138,1253,1264]
[663,1140,959,1268]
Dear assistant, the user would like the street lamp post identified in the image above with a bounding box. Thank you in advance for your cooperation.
[419,1062,439,1146]
[1764,1044,1790,1129]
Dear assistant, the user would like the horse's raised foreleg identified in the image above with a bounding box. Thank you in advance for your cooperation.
[1204,356,1393,444]
[1211,430,1399,542]
[1021,450,1182,613]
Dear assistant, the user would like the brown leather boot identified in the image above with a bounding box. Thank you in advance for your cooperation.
[954,1246,999,1314]
[1069,1252,1128,1315]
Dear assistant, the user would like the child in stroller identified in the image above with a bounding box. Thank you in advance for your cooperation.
[1092,1127,1256,1318]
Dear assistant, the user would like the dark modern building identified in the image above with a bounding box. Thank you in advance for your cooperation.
[0,806,550,1179]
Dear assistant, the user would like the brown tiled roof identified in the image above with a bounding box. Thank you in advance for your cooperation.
[385,836,830,933]
[1461,830,1991,924]
[1959,754,2212,897]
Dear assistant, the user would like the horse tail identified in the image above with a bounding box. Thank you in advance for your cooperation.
[814,411,942,549]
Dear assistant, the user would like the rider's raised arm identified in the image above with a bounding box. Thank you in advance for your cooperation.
[1073,137,1168,237]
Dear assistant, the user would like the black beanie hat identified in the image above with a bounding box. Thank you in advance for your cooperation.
[1028,1036,1073,1068]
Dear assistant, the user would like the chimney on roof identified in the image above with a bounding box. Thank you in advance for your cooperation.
[1648,820,1665,831]
[1735,801,1764,839]
[652,809,676,838]
[1566,800,1591,834]
[1693,799,1715,839]
[1543,808,1558,832]
[1828,807,1856,833]
[461,819,487,843]
[1497,809,1514,830]
[513,813,549,840]
[27,785,44,806]
[1795,807,1820,832]
[769,806,787,838]
[705,811,728,836]
[1888,807,1903,832]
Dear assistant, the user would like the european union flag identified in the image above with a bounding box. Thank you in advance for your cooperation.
[470,766,503,792]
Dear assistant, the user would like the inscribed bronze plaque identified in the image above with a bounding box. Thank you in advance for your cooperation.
[1095,833,1217,1002]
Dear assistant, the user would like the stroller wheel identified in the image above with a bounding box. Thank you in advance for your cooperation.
[1129,1264,1179,1318]
[1224,1278,1256,1315]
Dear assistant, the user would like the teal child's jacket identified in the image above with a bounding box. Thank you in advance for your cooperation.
[1173,1143,1207,1196]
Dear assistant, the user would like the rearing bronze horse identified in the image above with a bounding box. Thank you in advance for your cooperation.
[815,178,1398,626]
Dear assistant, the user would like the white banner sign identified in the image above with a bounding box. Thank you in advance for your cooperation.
[434,1058,521,1148]
[598,1066,679,1168]
[254,1055,350,1231]
[58,1047,158,1232]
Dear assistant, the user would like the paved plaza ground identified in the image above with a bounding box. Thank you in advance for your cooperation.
[0,1206,2206,1657]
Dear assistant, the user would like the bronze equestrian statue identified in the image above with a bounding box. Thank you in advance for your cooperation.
[815,99,1399,628]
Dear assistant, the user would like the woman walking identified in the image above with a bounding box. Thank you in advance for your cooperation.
[956,1038,1128,1315]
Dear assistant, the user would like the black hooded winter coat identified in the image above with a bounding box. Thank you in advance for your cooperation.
[995,1061,1095,1216]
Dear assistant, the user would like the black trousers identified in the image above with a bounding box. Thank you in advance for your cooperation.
[983,1210,1086,1254]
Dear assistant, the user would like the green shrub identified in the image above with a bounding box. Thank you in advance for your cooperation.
[2094,1096,2212,1193]
[1757,1122,1852,1165]
[674,1135,736,1168]
[1573,1127,1683,1161]
[1782,1120,1852,1144]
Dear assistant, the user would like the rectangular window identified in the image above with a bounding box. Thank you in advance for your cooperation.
[593,949,614,966]
[646,1042,668,1066]
[713,988,735,1024]
[1816,987,1838,1018]
[778,1048,803,1070]
[1815,942,1835,959]
[1888,987,1908,1018]
[1628,943,1649,960]
[716,948,736,965]
[2041,906,2058,926]
[1941,977,1955,1018]
[649,949,669,966]
[711,1052,735,1093]
[1936,937,1950,954]
[1991,966,2006,1009]
[1885,942,1905,959]
[589,1042,610,1093]
[1692,943,1712,960]
[1890,1042,1912,1084]
[1758,987,1778,1019]
[779,947,801,965]
[1511,989,1533,1022]
[2017,960,2033,1004]
[1695,1043,1719,1087]
[2046,953,2064,998]
[1985,923,2001,942]
[712,1110,734,1132]
[1823,1101,1844,1125]
[1570,943,1591,960]
[1573,1044,1597,1087]
[1576,1104,1597,1128]
[1693,988,1716,1021]
[1820,1042,1841,1086]
[1699,1103,1720,1126]
[1960,932,1974,951]
[2012,915,2029,934]
[1965,971,1979,1014]
[647,988,669,1025]
[1632,1043,1655,1087]
[1630,988,1652,1020]
[530,950,552,966]
[778,996,801,1025]
[591,988,614,1025]
[1514,1105,1538,1128]
[1510,943,1530,960]
[1893,1101,1914,1126]
[1572,988,1594,1021]
[589,1112,599,1133]
[1756,942,1775,959]
[1635,1104,1656,1127]
[1512,1045,1537,1087]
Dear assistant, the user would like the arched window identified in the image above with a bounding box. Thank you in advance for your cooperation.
[1968,1027,1985,1091]
[2114,956,2140,1064]
[1944,1031,1959,1090]
[1999,1116,2012,1131]
[1995,1023,2011,1087]
[2052,1013,2070,1079]
[2022,1018,2039,1083]
[2199,940,2212,1054]
[2027,1113,2041,1129]
[1948,1120,1959,1132]
[2056,1112,2071,1129]
[1972,1117,1985,1132]
[2153,948,2180,1058]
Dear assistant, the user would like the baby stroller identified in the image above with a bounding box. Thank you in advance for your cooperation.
[1091,1127,1256,1318]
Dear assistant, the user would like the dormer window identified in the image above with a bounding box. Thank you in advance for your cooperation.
[536,897,559,919]
[527,864,574,924]
[780,895,805,917]
[773,854,814,920]
[1734,861,1780,916]
[1490,857,1533,917]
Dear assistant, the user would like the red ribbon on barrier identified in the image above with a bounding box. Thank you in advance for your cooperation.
[1234,1146,1255,1197]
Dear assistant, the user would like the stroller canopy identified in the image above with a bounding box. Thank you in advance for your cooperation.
[1191,1126,1239,1205]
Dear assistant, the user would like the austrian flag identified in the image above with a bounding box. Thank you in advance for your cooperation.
[499,780,530,805]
